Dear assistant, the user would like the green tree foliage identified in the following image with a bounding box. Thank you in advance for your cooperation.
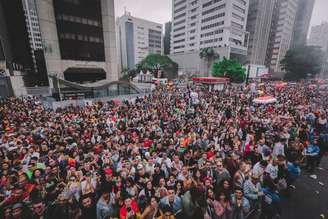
[211,57,246,83]
[120,68,137,81]
[280,45,324,80]
[136,54,178,78]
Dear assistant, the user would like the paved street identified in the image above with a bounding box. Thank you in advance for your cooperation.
[281,158,328,219]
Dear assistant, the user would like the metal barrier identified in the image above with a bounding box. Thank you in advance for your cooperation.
[25,86,51,96]
[42,92,151,110]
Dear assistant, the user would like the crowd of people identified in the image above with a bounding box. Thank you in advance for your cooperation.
[0,81,327,219]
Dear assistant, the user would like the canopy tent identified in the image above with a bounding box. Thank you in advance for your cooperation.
[253,96,277,104]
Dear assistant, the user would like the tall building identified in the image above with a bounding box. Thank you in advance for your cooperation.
[246,0,276,65]
[308,22,328,52]
[22,0,43,51]
[35,0,118,83]
[22,0,49,86]
[164,22,172,55]
[308,22,328,78]
[170,0,249,75]
[291,0,315,49]
[265,0,298,73]
[117,12,163,70]
[0,0,33,75]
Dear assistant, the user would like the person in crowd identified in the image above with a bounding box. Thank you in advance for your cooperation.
[231,187,250,219]
[120,196,140,219]
[305,139,320,173]
[243,174,263,209]
[140,196,161,219]
[96,185,116,219]
[79,194,96,219]
[0,81,326,219]
[160,187,182,216]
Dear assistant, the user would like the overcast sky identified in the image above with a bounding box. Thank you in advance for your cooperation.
[115,0,328,32]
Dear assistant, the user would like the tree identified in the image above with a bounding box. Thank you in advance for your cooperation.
[199,48,219,75]
[136,54,178,79]
[120,68,137,81]
[280,45,324,80]
[211,57,246,83]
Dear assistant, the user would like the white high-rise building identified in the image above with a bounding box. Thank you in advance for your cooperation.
[170,0,249,75]
[308,22,328,52]
[22,0,42,50]
[265,0,298,73]
[22,0,43,73]
[118,12,163,70]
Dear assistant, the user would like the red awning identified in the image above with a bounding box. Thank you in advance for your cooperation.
[192,77,230,84]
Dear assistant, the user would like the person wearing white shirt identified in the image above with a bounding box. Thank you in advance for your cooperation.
[265,159,278,180]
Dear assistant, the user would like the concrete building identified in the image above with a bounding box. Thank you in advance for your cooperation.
[117,12,163,70]
[308,22,328,78]
[35,0,118,84]
[308,22,328,51]
[291,0,315,49]
[170,0,250,76]
[246,0,276,65]
[265,0,298,73]
[164,22,172,55]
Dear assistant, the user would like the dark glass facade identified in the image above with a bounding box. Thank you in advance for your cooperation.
[164,22,172,55]
[0,0,33,75]
[125,22,135,69]
[54,0,105,61]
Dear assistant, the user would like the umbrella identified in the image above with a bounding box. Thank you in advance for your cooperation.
[253,96,277,104]
[112,99,122,106]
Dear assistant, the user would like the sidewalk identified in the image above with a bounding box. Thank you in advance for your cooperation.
[281,158,328,219]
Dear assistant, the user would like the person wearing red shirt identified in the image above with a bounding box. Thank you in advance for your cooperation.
[120,197,140,219]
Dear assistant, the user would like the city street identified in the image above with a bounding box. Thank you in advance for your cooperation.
[281,158,328,219]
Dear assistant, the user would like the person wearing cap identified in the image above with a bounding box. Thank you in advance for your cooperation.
[101,168,115,193]
[11,202,25,219]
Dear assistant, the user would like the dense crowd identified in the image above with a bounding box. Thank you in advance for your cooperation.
[0,81,327,219]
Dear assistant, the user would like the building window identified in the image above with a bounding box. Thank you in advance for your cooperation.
[174,0,187,8]
[202,3,226,16]
[233,4,245,14]
[201,12,225,23]
[173,45,185,49]
[232,13,244,21]
[174,39,185,43]
[231,21,243,29]
[201,21,224,30]
[173,26,185,32]
[174,12,186,20]
[174,32,185,38]
[202,0,222,8]
[174,19,186,26]
[174,5,186,14]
